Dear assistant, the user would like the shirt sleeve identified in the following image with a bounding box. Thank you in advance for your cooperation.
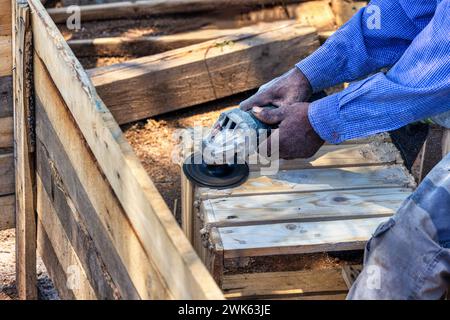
[296,0,437,92]
[308,0,450,144]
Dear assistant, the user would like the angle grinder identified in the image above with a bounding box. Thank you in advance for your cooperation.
[182,91,327,189]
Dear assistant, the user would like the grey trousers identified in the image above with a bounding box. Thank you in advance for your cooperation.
[348,132,450,300]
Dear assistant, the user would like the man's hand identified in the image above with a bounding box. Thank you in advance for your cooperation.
[240,68,312,111]
[252,103,324,159]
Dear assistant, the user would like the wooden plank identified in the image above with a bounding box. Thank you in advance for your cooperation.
[68,22,289,57]
[13,0,37,300]
[36,212,96,299]
[249,143,403,172]
[47,0,313,23]
[0,0,12,37]
[181,167,195,242]
[36,171,121,299]
[0,150,14,196]
[217,217,388,258]
[0,75,13,118]
[223,269,348,299]
[202,188,411,227]
[34,94,155,299]
[341,265,363,289]
[0,194,15,231]
[0,116,13,148]
[89,22,319,124]
[197,164,414,199]
[0,36,12,77]
[30,0,222,299]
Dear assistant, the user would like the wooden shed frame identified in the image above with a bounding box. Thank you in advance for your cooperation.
[7,0,224,299]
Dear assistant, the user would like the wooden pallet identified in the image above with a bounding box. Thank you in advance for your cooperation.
[181,138,416,299]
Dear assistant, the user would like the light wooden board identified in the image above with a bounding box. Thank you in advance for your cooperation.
[0,194,15,231]
[249,143,402,172]
[202,188,411,227]
[47,0,314,23]
[0,150,14,196]
[0,0,12,37]
[0,116,13,148]
[223,268,348,299]
[34,88,164,299]
[13,0,37,300]
[30,0,222,299]
[197,164,414,199]
[89,22,318,124]
[217,217,388,258]
[0,36,12,77]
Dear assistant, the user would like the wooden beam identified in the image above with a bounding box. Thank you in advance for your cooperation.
[0,150,14,196]
[29,0,223,299]
[223,268,348,299]
[201,187,411,228]
[89,22,319,124]
[47,0,313,23]
[0,36,12,77]
[0,194,15,231]
[216,217,388,258]
[13,0,37,300]
[0,117,13,148]
[68,24,277,57]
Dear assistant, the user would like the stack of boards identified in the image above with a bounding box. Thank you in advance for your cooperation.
[181,137,416,300]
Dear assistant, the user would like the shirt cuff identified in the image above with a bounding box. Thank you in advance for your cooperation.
[296,43,343,93]
[308,94,344,144]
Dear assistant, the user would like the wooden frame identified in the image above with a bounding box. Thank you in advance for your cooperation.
[9,0,224,299]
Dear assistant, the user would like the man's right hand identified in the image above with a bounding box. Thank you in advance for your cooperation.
[240,67,312,111]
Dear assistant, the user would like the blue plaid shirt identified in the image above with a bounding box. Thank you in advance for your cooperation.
[296,0,450,144]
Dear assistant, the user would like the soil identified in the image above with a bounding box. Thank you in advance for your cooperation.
[0,229,59,300]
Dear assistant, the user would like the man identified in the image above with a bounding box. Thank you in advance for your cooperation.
[240,0,450,299]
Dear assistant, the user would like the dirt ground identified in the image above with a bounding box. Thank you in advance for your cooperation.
[0,229,59,300]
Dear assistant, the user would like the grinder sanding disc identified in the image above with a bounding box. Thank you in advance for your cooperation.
[182,153,249,189]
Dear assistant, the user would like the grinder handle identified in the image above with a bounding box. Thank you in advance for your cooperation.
[249,104,279,130]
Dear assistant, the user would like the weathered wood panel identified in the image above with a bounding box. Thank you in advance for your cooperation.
[0,116,13,148]
[89,22,318,124]
[217,217,388,258]
[0,36,12,77]
[30,0,222,299]
[223,269,348,299]
[34,76,163,298]
[0,195,15,230]
[48,0,315,23]
[36,165,121,299]
[249,143,402,172]
[202,188,411,227]
[197,164,414,199]
[13,0,37,300]
[0,150,14,196]
[36,213,96,300]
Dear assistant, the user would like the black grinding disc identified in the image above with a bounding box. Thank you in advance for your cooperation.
[182,153,249,189]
